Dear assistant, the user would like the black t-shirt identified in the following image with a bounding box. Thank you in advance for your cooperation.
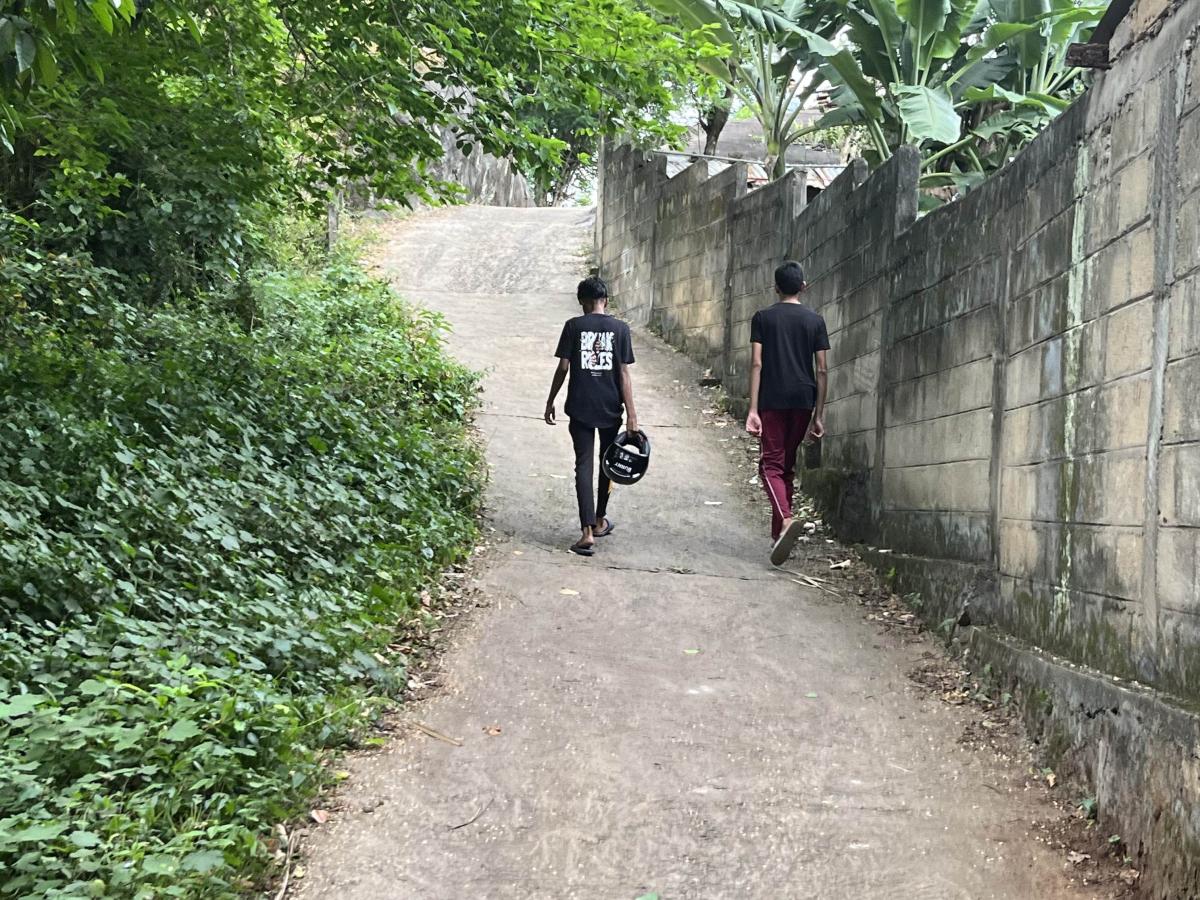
[750,303,830,411]
[554,313,635,428]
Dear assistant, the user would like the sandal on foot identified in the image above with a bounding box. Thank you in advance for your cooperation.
[569,541,595,557]
[770,520,804,567]
[594,518,615,538]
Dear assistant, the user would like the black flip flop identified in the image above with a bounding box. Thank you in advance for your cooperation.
[568,541,595,557]
[770,519,804,567]
[594,518,615,538]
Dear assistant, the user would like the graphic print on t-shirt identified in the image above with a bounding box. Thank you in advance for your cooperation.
[581,331,614,372]
[554,312,635,428]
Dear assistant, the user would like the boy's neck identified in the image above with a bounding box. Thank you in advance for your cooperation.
[581,303,608,315]
[777,294,802,305]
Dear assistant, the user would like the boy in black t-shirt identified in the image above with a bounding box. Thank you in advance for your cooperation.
[745,261,830,566]
[544,276,639,556]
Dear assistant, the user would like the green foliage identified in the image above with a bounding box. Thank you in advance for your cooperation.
[510,0,702,205]
[647,0,844,178]
[0,216,482,897]
[815,0,1103,184]
[3,0,702,279]
[0,0,145,151]
[650,0,1102,190]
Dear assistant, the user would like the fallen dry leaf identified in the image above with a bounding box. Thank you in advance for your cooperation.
[830,560,851,570]
[1119,867,1140,885]
[560,589,579,596]
[483,725,502,736]
[310,809,330,825]
[1066,851,1091,865]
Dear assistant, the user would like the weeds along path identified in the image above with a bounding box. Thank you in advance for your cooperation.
[298,206,1094,899]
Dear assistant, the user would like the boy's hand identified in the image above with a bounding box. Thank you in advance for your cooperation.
[745,410,762,436]
[805,415,825,442]
[626,416,639,434]
[544,402,556,425]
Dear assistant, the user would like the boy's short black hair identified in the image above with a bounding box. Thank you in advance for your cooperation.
[578,276,609,303]
[774,261,805,295]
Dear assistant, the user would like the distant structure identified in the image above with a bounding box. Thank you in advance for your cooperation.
[664,116,844,197]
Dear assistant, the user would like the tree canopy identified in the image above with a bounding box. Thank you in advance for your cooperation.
[0,0,701,297]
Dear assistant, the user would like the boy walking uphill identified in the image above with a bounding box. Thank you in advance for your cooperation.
[544,276,639,557]
[745,261,829,566]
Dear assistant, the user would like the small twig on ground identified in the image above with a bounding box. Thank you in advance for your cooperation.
[274,826,298,900]
[448,796,494,830]
[413,721,463,746]
[789,575,839,596]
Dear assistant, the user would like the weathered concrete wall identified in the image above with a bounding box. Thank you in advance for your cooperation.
[1155,0,1200,706]
[726,171,806,400]
[792,157,904,540]
[882,161,1001,575]
[596,0,1200,890]
[596,144,668,325]
[427,129,534,208]
[651,161,746,374]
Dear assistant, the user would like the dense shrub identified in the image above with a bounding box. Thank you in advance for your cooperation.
[0,222,482,897]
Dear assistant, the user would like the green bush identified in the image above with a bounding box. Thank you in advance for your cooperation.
[0,223,482,897]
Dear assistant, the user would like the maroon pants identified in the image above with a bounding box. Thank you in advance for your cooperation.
[759,408,813,540]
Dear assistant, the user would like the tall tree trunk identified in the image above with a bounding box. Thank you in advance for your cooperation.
[700,85,733,156]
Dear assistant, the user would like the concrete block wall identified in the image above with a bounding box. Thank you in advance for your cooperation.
[789,160,876,479]
[596,1,1200,886]
[596,144,668,326]
[725,170,806,404]
[1158,22,1200,699]
[994,89,1156,685]
[650,160,747,374]
[598,0,1200,695]
[882,162,1002,569]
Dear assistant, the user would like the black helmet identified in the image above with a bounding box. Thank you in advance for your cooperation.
[602,430,651,486]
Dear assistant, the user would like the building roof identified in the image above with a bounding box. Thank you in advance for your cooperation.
[659,117,845,190]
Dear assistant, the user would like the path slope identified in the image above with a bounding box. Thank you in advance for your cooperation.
[299,206,1086,900]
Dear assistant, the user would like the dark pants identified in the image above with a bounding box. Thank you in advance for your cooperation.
[569,420,619,529]
[758,408,813,540]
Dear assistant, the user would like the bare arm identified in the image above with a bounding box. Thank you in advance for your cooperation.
[620,363,639,433]
[544,358,568,425]
[807,349,828,439]
[745,342,763,435]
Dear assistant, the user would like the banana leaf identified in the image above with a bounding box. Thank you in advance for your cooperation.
[894,83,961,143]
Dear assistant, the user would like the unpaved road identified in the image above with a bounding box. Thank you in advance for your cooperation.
[298,206,1094,899]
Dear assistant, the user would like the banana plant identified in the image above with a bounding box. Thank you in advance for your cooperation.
[649,0,1101,190]
[646,0,847,178]
[817,0,1103,187]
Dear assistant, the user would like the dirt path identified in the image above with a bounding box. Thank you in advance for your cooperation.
[297,206,1095,899]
